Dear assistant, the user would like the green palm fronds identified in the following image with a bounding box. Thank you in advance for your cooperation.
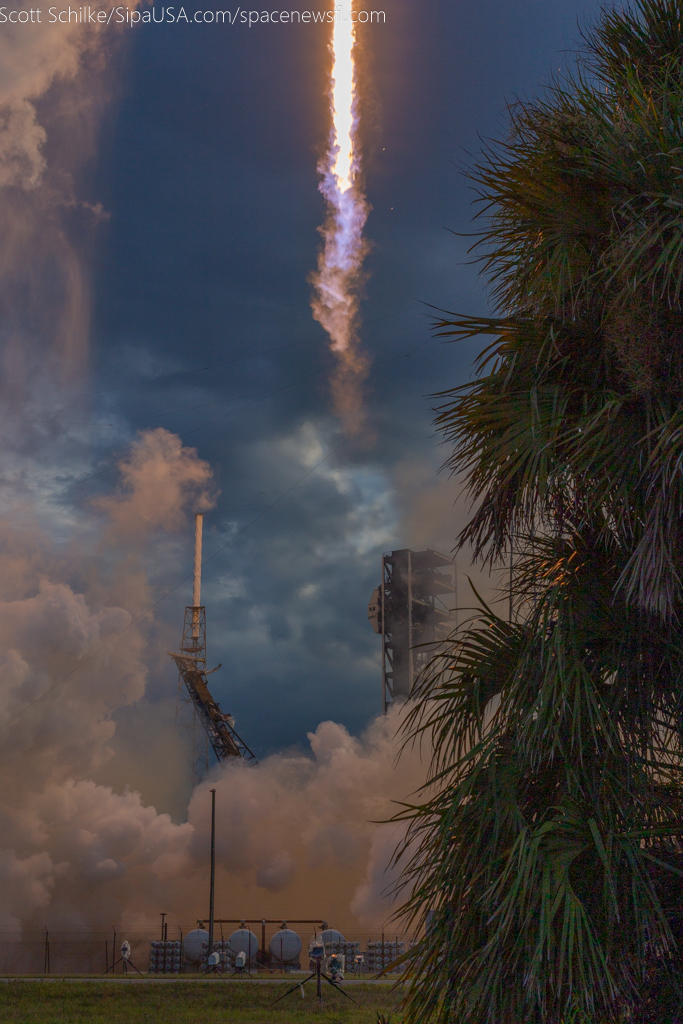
[396,2,683,1021]
[398,537,683,1023]
[430,0,683,617]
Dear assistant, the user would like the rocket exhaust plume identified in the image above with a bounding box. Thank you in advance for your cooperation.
[311,2,370,433]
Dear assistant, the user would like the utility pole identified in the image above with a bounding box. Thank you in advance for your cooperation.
[208,788,216,957]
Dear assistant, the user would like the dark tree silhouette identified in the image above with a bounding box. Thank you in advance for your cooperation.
[397,3,683,1021]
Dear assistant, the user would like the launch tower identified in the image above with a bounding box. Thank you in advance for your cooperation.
[368,548,455,714]
[171,514,256,783]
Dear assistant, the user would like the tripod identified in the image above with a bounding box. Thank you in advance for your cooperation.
[230,950,254,979]
[203,964,225,977]
[270,959,358,1009]
[348,955,365,979]
[230,964,254,979]
[203,948,231,977]
[101,955,143,977]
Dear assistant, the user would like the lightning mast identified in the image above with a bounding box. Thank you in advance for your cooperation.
[171,513,256,783]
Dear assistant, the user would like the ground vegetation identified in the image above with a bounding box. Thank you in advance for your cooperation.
[0,979,401,1023]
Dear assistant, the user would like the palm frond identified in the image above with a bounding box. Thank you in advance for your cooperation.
[398,5,683,1019]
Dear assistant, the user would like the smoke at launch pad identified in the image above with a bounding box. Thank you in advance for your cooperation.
[0,1,438,938]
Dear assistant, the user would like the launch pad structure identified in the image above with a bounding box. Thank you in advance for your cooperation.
[369,548,456,714]
[171,514,256,783]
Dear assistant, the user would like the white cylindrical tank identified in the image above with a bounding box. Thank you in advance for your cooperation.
[319,928,345,947]
[269,929,302,964]
[183,929,209,964]
[228,928,259,962]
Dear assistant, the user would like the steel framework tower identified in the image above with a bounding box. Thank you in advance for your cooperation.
[172,514,256,784]
[368,548,455,714]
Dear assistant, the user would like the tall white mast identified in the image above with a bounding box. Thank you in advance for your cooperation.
[192,513,203,640]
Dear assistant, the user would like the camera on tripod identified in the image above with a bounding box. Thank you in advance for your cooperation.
[308,938,325,962]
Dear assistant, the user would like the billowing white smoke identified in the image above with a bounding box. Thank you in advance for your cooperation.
[0,429,213,932]
[0,19,86,189]
[0,429,424,935]
[0,15,128,390]
[186,710,423,934]
[0,13,425,940]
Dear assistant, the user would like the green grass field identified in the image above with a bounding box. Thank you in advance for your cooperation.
[0,980,404,1023]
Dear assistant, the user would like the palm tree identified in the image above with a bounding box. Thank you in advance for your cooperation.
[396,3,683,1022]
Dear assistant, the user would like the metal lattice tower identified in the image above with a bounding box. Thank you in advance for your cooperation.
[175,604,211,784]
[368,549,456,714]
[172,514,256,784]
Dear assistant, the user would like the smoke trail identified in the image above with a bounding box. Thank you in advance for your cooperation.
[311,3,370,433]
[0,19,128,397]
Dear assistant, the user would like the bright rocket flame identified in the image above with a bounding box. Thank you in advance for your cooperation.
[330,15,355,190]
[311,4,370,432]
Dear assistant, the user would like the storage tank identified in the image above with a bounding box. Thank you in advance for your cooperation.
[319,928,345,948]
[228,928,259,962]
[269,928,302,964]
[183,929,209,964]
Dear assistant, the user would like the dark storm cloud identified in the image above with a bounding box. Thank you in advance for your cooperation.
[0,0,609,935]
[42,0,602,793]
